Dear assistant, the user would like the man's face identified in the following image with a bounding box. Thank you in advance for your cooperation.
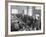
[14,23,19,29]
[36,16,40,20]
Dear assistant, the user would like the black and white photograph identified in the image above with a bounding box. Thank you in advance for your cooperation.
[8,2,44,35]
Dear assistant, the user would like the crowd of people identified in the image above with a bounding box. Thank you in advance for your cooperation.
[11,14,41,31]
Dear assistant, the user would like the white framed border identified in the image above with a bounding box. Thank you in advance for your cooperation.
[8,2,44,35]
